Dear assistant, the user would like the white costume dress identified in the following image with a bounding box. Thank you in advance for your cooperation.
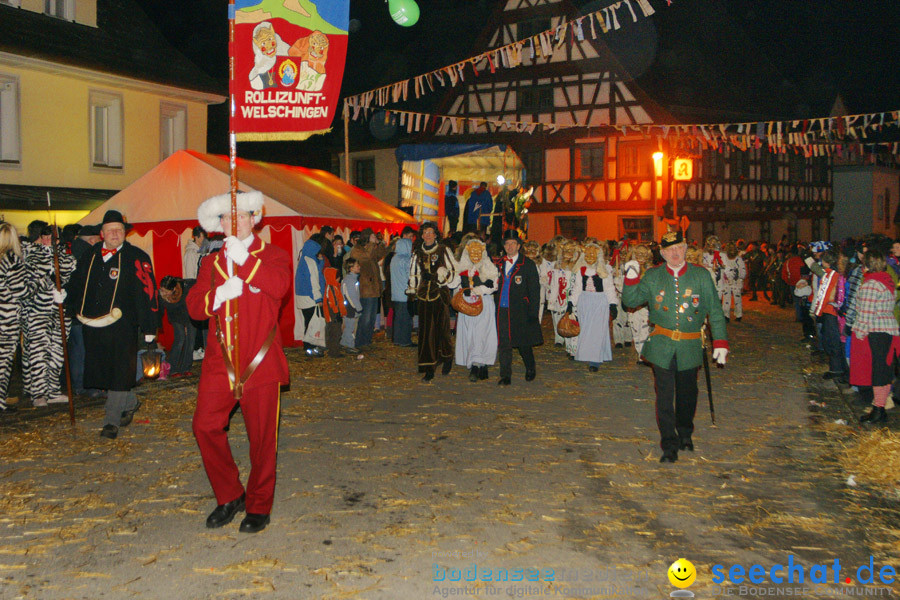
[453,255,499,369]
[547,264,576,347]
[572,262,616,364]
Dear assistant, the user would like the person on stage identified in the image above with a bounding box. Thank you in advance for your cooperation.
[622,230,728,463]
[187,191,292,533]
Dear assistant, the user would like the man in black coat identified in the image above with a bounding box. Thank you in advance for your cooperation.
[67,210,160,439]
[496,230,543,384]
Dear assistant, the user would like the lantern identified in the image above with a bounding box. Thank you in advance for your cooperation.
[388,0,419,26]
[141,342,164,380]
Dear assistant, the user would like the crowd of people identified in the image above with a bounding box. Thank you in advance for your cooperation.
[2,192,898,528]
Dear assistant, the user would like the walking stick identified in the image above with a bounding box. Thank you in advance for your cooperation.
[702,317,715,425]
[50,215,75,425]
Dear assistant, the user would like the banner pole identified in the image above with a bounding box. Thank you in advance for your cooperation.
[228,0,241,399]
[343,112,350,184]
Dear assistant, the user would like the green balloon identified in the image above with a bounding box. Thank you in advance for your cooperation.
[388,0,419,26]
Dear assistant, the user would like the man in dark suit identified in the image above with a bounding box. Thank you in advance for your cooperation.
[496,231,543,384]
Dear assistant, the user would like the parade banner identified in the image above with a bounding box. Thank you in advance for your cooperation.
[231,0,348,141]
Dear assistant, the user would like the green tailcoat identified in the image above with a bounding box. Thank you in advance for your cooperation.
[622,264,727,370]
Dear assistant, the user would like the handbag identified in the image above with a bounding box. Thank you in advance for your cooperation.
[557,311,580,338]
[451,288,483,317]
[302,305,327,347]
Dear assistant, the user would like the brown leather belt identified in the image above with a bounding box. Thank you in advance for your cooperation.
[650,325,702,341]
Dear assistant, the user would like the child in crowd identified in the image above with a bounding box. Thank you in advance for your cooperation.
[341,258,362,353]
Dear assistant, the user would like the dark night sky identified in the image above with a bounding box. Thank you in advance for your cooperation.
[134,0,900,162]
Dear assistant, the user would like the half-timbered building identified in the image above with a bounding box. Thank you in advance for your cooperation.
[425,0,833,244]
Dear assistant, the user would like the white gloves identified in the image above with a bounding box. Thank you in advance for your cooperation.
[213,276,244,310]
[623,260,640,279]
[224,236,250,266]
[51,288,67,304]
[436,266,448,283]
[712,348,728,366]
[804,256,815,269]
[144,334,156,343]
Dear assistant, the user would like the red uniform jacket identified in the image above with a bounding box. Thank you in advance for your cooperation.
[186,237,291,393]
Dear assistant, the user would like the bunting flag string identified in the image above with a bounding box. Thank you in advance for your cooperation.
[342,0,666,110]
[340,100,900,155]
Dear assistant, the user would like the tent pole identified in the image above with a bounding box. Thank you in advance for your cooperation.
[228,0,241,398]
[343,113,350,183]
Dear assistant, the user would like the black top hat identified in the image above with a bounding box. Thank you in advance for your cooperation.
[660,230,684,248]
[502,230,521,244]
[100,210,133,231]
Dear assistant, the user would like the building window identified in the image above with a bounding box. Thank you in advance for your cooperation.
[702,150,724,179]
[573,144,604,179]
[729,150,750,179]
[619,216,653,242]
[90,90,123,169]
[44,0,73,20]
[811,156,829,185]
[555,216,586,240]
[518,86,553,112]
[0,75,20,164]
[788,153,806,184]
[354,158,376,189]
[160,103,187,162]
[617,143,651,178]
[517,18,551,41]
[522,150,543,186]
[760,151,779,181]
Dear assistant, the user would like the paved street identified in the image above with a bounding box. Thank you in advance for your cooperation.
[1,301,898,599]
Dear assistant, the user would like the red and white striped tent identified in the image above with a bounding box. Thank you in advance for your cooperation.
[80,150,417,346]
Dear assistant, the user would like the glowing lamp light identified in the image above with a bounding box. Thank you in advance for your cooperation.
[388,0,419,26]
[652,151,664,177]
[496,175,506,185]
[141,343,163,380]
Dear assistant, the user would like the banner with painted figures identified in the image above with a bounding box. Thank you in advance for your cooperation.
[231,0,348,141]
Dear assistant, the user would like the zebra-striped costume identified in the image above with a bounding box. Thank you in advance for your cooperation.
[0,251,32,401]
[21,242,75,401]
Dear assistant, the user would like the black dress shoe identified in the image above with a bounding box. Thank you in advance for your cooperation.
[206,494,246,528]
[469,366,479,382]
[588,366,599,373]
[99,424,118,439]
[479,366,489,380]
[423,367,435,382]
[442,359,453,375]
[624,342,632,347]
[120,400,142,427]
[659,450,678,463]
[239,512,270,533]
[525,370,536,381]
[498,377,511,386]
[860,406,888,425]
[614,343,623,349]
[679,439,694,452]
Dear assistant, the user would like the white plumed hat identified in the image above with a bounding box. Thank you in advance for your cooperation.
[197,191,264,233]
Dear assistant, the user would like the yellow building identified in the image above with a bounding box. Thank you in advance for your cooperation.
[0,0,225,232]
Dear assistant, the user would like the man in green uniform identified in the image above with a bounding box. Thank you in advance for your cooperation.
[622,231,728,463]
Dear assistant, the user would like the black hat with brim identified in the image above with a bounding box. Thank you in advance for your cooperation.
[99,210,133,231]
[502,230,521,244]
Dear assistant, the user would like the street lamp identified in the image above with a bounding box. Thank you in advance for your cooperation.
[652,151,664,240]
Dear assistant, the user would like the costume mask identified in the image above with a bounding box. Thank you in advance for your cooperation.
[467,242,484,264]
[584,247,599,265]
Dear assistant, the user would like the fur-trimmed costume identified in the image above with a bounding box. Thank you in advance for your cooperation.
[547,244,578,348]
[720,254,746,319]
[407,242,456,369]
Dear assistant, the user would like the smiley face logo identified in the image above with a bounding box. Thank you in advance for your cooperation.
[668,558,696,588]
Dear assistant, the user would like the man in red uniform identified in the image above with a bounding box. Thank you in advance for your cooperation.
[186,191,291,534]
